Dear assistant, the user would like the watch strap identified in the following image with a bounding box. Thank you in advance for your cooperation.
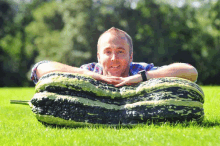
[139,70,147,81]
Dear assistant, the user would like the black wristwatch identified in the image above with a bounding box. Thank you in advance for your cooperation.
[138,70,147,81]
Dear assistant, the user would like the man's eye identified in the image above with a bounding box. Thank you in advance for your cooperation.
[106,51,111,54]
[118,51,124,53]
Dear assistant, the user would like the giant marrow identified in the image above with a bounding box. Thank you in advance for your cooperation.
[25,72,205,126]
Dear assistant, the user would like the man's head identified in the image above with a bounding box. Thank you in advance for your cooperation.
[97,27,133,77]
[97,27,133,55]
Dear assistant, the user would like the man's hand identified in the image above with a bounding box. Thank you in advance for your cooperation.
[114,74,143,87]
[86,72,121,85]
[93,74,143,87]
[98,75,122,85]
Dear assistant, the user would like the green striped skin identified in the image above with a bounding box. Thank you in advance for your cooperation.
[31,72,204,126]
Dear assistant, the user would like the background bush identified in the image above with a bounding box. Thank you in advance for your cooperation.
[0,0,219,86]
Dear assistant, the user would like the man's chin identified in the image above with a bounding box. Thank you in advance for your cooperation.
[108,71,122,77]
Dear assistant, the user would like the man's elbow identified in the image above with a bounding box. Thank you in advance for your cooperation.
[36,62,55,79]
[187,65,198,82]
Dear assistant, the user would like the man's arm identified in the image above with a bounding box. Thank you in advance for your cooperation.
[36,61,86,79]
[146,63,198,82]
[35,61,121,84]
[115,63,198,87]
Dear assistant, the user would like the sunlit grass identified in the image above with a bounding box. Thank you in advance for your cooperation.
[0,87,220,146]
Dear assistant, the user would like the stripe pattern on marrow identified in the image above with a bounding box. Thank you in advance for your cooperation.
[31,72,204,126]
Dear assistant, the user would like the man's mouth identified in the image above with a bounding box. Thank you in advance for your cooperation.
[111,65,120,69]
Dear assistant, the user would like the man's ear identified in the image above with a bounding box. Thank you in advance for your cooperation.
[130,52,133,62]
[97,52,100,63]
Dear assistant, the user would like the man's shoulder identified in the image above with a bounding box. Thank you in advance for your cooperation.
[130,62,156,69]
[130,62,157,75]
[80,62,97,70]
[80,62,103,74]
[131,62,153,67]
[80,62,97,67]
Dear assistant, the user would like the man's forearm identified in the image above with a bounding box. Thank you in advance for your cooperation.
[146,63,198,82]
[36,61,102,80]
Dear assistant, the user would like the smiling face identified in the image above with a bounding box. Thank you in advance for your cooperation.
[97,32,133,77]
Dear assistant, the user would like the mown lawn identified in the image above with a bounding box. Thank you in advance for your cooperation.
[0,86,219,146]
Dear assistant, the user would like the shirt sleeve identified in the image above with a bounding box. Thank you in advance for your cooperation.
[149,65,168,71]
[30,60,51,84]
[129,62,156,75]
[80,63,95,71]
[80,62,103,74]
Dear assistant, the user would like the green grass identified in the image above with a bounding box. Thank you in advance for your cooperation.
[0,86,220,146]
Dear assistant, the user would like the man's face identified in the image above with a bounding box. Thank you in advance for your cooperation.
[97,32,133,77]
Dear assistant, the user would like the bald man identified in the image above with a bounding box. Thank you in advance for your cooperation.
[31,27,198,87]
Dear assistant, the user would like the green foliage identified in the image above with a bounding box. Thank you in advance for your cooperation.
[25,1,62,62]
[58,0,93,66]
[25,0,94,66]
[0,0,15,38]
[134,0,220,85]
[0,0,24,86]
[0,0,220,86]
[189,0,220,84]
[134,1,197,65]
[0,0,44,86]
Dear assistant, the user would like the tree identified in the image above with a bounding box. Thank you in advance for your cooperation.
[0,0,51,86]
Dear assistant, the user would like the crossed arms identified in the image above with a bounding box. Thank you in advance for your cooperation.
[35,61,198,87]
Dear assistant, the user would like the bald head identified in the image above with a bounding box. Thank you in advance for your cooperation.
[97,27,133,55]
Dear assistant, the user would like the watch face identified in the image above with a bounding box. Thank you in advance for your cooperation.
[139,70,145,74]
[139,70,147,81]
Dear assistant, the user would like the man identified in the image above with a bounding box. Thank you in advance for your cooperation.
[31,27,198,86]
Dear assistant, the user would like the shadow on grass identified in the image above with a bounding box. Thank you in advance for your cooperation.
[151,120,220,128]
[192,120,220,127]
[39,119,220,129]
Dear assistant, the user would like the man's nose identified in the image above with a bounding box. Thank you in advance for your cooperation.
[111,52,117,61]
